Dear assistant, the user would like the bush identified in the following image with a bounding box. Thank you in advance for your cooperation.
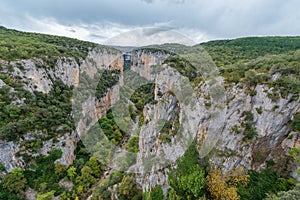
[144,185,164,200]
[118,176,140,200]
[169,142,206,198]
[238,168,294,200]
[290,113,300,133]
[126,135,139,153]
[2,172,27,193]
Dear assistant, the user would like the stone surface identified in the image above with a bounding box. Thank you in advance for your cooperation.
[0,49,299,196]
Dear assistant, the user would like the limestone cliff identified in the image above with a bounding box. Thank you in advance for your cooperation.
[0,47,123,173]
[0,42,299,199]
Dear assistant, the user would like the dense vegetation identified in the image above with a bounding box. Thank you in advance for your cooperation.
[0,26,96,61]
[201,36,300,66]
[95,69,121,99]
[0,77,73,141]
[98,110,125,145]
[0,27,299,200]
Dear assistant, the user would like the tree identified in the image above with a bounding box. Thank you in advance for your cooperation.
[88,156,103,177]
[168,188,182,200]
[168,141,206,199]
[245,69,258,86]
[87,156,103,178]
[144,185,164,200]
[2,171,27,193]
[289,147,300,176]
[118,176,138,200]
[290,113,300,132]
[206,167,249,200]
[238,168,293,200]
[67,166,77,181]
[37,190,55,200]
[265,184,300,200]
[177,165,206,198]
[75,166,96,191]
[11,168,25,178]
[54,163,67,177]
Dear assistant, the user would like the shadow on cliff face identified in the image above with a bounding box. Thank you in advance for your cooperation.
[72,27,226,175]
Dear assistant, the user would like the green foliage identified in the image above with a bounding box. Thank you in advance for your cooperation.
[144,185,164,200]
[208,40,300,97]
[11,168,25,178]
[163,55,198,81]
[73,140,91,165]
[265,184,300,200]
[0,168,27,198]
[238,168,295,200]
[37,190,56,200]
[126,135,139,153]
[75,166,96,191]
[202,36,300,67]
[0,26,96,61]
[95,69,120,98]
[241,111,257,142]
[87,156,104,178]
[60,142,104,200]
[130,83,155,111]
[289,148,300,163]
[245,69,258,86]
[54,163,67,177]
[92,171,125,200]
[129,104,137,120]
[118,175,140,200]
[92,180,111,200]
[109,170,125,185]
[177,166,206,198]
[0,182,26,200]
[67,166,77,181]
[256,107,263,114]
[288,147,300,176]
[0,79,74,141]
[24,149,64,195]
[289,113,300,133]
[2,172,27,193]
[99,110,125,144]
[0,163,5,172]
[169,141,206,199]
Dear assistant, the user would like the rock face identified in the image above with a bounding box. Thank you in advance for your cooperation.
[0,48,123,173]
[9,57,80,93]
[0,48,299,196]
[211,84,299,171]
[0,141,22,173]
[126,51,300,193]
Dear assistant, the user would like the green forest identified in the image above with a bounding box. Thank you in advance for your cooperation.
[0,27,300,199]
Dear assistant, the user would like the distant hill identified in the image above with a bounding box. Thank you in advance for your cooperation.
[0,26,97,61]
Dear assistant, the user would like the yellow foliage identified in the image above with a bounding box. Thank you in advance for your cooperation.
[206,167,249,200]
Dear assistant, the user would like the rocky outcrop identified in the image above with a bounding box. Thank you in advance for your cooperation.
[0,141,23,173]
[124,51,300,193]
[8,57,80,93]
[0,47,299,198]
[0,48,123,173]
[211,84,299,171]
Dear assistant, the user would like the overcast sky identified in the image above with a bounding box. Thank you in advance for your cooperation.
[1,0,299,46]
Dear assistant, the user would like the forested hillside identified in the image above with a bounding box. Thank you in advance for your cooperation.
[0,27,299,200]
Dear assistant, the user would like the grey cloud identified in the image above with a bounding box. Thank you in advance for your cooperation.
[0,0,299,43]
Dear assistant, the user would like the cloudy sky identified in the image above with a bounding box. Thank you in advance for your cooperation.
[1,0,299,46]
